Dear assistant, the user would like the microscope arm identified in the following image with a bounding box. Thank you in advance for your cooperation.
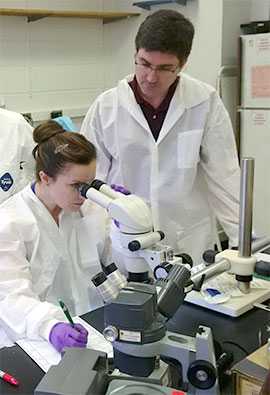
[188,236,270,292]
[189,158,270,294]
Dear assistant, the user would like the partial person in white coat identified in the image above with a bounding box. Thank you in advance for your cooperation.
[0,121,112,353]
[81,9,241,264]
[0,108,35,203]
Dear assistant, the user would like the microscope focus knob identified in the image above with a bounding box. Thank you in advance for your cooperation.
[153,262,172,279]
[202,250,218,265]
[187,360,217,390]
[175,253,193,268]
[103,325,118,342]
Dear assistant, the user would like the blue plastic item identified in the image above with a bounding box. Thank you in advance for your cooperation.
[205,288,221,297]
[53,116,76,132]
[133,0,187,10]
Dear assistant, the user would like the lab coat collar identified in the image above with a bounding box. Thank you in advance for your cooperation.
[119,73,212,110]
[119,75,150,133]
[118,73,213,143]
[178,72,214,109]
[22,183,67,234]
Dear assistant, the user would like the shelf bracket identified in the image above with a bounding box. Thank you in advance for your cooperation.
[27,14,48,22]
[103,16,129,24]
[133,0,187,10]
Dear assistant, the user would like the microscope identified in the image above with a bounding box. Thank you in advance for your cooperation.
[79,179,186,285]
[35,158,270,395]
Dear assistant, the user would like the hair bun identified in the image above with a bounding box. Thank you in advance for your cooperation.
[33,120,65,144]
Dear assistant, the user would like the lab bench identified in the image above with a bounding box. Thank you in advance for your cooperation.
[0,302,269,394]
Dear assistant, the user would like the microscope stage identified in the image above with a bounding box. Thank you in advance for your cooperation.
[185,252,270,317]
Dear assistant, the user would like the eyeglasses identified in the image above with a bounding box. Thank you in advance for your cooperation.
[135,60,179,75]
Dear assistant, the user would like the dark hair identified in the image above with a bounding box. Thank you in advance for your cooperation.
[135,9,194,63]
[32,120,96,181]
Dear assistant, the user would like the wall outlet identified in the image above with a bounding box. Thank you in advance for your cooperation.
[51,110,63,119]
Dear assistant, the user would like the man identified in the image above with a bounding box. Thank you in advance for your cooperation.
[0,108,35,203]
[81,9,240,264]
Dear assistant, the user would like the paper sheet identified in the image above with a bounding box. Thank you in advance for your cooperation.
[16,337,60,372]
[202,272,268,297]
[16,317,113,372]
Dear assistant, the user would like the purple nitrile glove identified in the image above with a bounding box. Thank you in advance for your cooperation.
[111,184,131,195]
[49,322,88,353]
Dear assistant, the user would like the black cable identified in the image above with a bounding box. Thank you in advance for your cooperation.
[160,355,185,390]
[222,340,249,356]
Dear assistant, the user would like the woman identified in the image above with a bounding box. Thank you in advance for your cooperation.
[0,121,111,352]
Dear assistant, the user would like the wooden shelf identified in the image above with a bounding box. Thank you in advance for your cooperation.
[0,8,140,23]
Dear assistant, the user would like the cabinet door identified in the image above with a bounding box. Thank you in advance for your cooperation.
[241,33,270,108]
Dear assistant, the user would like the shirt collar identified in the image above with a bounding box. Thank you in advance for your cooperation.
[129,76,179,112]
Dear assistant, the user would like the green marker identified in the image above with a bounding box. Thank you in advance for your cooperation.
[59,300,74,326]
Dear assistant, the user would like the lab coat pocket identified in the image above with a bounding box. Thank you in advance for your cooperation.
[177,129,203,169]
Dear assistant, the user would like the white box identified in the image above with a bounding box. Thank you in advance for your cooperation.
[240,109,270,236]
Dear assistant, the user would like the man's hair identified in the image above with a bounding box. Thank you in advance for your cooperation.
[135,9,194,62]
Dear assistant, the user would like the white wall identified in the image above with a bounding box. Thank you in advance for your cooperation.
[0,0,269,123]
[103,0,270,89]
[250,0,270,20]
[184,0,223,86]
[0,0,105,121]
[222,0,252,66]
[103,0,224,89]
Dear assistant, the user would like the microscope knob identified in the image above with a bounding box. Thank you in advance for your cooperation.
[103,325,118,342]
[202,250,217,265]
[176,253,193,268]
[153,262,172,279]
[187,360,217,390]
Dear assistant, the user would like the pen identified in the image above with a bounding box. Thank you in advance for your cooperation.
[59,300,75,326]
[0,369,19,386]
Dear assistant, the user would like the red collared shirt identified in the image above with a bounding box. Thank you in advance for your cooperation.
[129,76,179,141]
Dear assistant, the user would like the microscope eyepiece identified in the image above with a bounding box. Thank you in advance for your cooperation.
[92,271,107,287]
[78,179,107,198]
[78,183,91,198]
[103,262,118,276]
[90,179,106,190]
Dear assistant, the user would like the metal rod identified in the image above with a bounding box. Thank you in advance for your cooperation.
[252,236,270,253]
[189,233,270,291]
[191,259,231,287]
[238,158,254,258]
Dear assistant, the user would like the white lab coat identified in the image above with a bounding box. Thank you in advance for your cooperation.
[81,73,240,264]
[0,184,110,343]
[0,109,35,203]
